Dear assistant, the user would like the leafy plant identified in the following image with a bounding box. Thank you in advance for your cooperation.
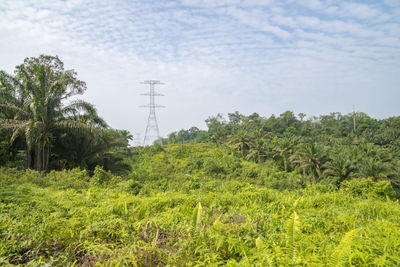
[329,229,356,267]
[287,211,299,265]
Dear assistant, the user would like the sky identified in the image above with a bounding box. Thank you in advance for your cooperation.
[1,0,399,143]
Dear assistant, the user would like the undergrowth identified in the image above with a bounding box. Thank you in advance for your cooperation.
[0,143,399,266]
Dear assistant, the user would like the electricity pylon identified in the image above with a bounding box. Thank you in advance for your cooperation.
[140,80,165,146]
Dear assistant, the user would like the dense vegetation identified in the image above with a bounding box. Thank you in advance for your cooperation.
[1,56,400,265]
[1,144,400,266]
[164,111,400,189]
[0,55,131,174]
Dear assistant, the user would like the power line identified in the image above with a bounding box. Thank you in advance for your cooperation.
[140,80,165,146]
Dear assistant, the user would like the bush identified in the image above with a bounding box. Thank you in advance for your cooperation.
[91,165,113,186]
[128,180,143,195]
[204,158,226,175]
[341,178,396,199]
[264,170,304,190]
[185,173,201,191]
[46,168,89,189]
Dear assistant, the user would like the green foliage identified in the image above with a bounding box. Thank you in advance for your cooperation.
[1,144,400,265]
[287,211,299,265]
[127,179,143,195]
[1,55,399,265]
[341,178,396,199]
[162,111,400,189]
[191,202,203,234]
[0,55,131,174]
[329,229,356,267]
[255,237,273,267]
[91,165,116,186]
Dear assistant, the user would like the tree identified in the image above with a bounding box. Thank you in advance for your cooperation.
[247,138,270,163]
[227,130,251,157]
[354,144,397,184]
[228,111,242,125]
[205,114,226,143]
[0,70,37,168]
[272,136,297,172]
[51,128,132,174]
[298,113,306,121]
[290,143,327,184]
[0,55,106,171]
[323,147,356,184]
[357,157,393,180]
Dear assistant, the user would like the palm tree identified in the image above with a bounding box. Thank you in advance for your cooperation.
[0,55,106,171]
[51,128,131,174]
[227,129,251,157]
[290,143,327,184]
[357,157,395,181]
[247,138,270,163]
[353,143,397,181]
[323,147,356,184]
[273,137,297,172]
[0,70,36,168]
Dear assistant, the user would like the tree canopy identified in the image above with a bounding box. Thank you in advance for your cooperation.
[162,110,400,187]
[0,55,131,174]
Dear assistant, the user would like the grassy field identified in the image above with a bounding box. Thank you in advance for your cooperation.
[1,144,400,266]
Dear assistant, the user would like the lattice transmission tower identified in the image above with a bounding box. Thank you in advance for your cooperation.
[140,80,165,146]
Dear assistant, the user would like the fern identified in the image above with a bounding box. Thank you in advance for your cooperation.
[1,145,400,266]
[191,202,202,233]
[329,229,356,267]
[287,211,299,265]
[256,237,273,267]
[136,203,147,220]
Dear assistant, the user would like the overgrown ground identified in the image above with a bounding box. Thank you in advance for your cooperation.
[1,144,400,266]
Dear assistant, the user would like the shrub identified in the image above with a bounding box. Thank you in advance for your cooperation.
[186,173,201,191]
[128,180,143,195]
[263,170,304,190]
[341,178,396,199]
[46,168,89,189]
[204,158,226,175]
[91,165,113,186]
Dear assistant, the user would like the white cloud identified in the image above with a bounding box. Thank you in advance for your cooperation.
[339,2,381,19]
[296,0,324,10]
[224,6,291,39]
[271,15,296,28]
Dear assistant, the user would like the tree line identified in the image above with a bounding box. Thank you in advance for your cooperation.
[163,111,400,187]
[2,55,399,188]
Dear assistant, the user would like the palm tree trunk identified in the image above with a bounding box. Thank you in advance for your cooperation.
[42,144,45,171]
[35,142,42,171]
[312,171,316,184]
[44,145,50,172]
[26,147,32,169]
[283,156,288,172]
